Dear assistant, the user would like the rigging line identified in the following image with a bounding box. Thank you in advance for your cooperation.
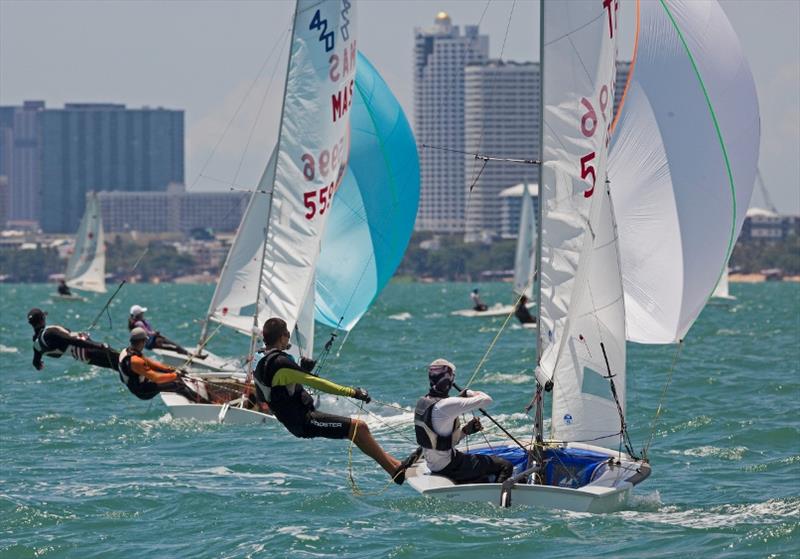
[421,143,540,165]
[196,173,255,190]
[463,290,526,389]
[643,340,684,459]
[190,24,292,189]
[230,32,290,188]
[600,342,639,460]
[341,396,416,445]
[87,247,149,332]
[176,321,225,371]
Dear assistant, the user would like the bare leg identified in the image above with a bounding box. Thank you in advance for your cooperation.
[349,419,401,477]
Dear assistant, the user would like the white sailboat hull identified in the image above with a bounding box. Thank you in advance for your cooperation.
[451,303,533,318]
[159,393,273,425]
[152,347,242,374]
[405,441,650,513]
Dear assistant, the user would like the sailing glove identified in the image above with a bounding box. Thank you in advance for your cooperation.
[353,387,371,403]
[462,417,483,436]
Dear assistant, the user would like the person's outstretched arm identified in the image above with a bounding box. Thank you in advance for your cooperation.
[271,367,356,398]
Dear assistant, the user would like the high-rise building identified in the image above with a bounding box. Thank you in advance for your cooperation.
[464,60,539,242]
[0,101,184,233]
[414,12,488,233]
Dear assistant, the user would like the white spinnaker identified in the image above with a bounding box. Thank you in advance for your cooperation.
[608,0,759,343]
[206,147,277,336]
[65,193,106,293]
[260,0,357,335]
[513,183,536,299]
[539,0,624,446]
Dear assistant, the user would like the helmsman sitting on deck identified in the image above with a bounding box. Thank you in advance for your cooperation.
[128,304,192,356]
[117,327,209,403]
[27,307,119,371]
[415,359,513,484]
[470,288,489,312]
[57,280,72,296]
[514,294,536,325]
[253,317,421,485]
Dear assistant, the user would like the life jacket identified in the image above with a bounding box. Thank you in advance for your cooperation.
[253,349,315,433]
[414,394,460,451]
[32,325,71,358]
[117,347,156,394]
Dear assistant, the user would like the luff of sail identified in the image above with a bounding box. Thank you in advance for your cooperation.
[512,182,536,299]
[538,0,624,446]
[608,0,759,343]
[65,193,106,293]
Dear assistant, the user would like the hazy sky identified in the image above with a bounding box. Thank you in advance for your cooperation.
[1,0,798,212]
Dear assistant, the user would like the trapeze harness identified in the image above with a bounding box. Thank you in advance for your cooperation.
[33,325,92,362]
[414,394,460,451]
[117,347,161,400]
[253,349,315,435]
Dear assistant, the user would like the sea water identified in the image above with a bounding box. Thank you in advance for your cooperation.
[0,282,797,558]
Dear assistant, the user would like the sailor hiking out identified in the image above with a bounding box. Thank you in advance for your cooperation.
[415,359,513,484]
[27,307,119,371]
[253,317,420,484]
[117,327,208,402]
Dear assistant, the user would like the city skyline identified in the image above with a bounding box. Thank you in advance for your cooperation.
[1,0,797,213]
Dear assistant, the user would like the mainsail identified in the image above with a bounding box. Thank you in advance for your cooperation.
[608,0,759,343]
[537,0,623,446]
[65,193,106,293]
[512,182,536,299]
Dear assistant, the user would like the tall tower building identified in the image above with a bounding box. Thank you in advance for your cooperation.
[464,60,539,242]
[414,12,489,233]
[0,101,45,224]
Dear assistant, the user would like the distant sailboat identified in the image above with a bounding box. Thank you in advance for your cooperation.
[712,268,736,301]
[451,182,537,319]
[54,193,106,301]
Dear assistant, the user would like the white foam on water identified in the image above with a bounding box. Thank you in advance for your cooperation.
[0,344,18,353]
[277,526,321,541]
[388,312,412,321]
[481,372,533,384]
[618,498,800,528]
[669,445,749,461]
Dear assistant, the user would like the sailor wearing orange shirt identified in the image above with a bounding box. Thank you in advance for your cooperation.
[117,327,206,402]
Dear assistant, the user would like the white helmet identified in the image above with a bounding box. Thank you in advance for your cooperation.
[130,304,148,316]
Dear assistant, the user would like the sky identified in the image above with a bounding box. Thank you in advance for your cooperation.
[1,0,798,212]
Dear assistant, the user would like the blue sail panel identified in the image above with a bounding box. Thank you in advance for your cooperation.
[315,52,420,331]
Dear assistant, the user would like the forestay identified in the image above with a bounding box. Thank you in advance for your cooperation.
[608,0,759,343]
[316,53,420,331]
[65,193,106,293]
[512,182,536,299]
[538,0,624,446]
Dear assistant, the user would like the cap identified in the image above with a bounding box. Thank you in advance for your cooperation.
[27,307,46,324]
[129,327,148,342]
[428,358,456,391]
[129,304,148,316]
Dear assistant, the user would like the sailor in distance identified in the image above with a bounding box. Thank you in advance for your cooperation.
[127,304,193,356]
[253,317,421,484]
[27,307,119,371]
[414,359,513,484]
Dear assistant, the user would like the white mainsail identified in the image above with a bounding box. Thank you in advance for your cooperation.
[65,192,106,293]
[203,0,356,353]
[537,0,623,446]
[608,0,758,342]
[512,182,536,299]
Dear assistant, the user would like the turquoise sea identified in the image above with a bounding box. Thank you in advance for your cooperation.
[0,281,798,558]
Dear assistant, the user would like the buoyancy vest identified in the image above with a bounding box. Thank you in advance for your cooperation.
[253,349,315,433]
[32,326,71,358]
[117,347,155,394]
[414,394,460,451]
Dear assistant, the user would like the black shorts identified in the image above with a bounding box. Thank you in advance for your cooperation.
[434,450,514,484]
[298,411,352,440]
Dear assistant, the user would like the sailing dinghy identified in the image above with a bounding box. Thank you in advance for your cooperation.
[451,183,537,320]
[53,193,106,302]
[408,0,758,512]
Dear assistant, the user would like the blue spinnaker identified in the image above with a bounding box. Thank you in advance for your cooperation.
[315,53,420,331]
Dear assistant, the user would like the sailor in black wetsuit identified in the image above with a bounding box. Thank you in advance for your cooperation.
[253,317,421,484]
[27,307,119,371]
[57,280,72,296]
[514,295,536,325]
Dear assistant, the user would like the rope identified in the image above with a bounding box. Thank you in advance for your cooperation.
[346,402,404,497]
[463,290,528,389]
[642,340,684,459]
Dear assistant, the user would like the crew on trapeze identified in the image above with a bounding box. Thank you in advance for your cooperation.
[57,279,72,297]
[27,307,119,371]
[470,288,488,312]
[117,327,210,403]
[414,359,514,484]
[253,317,421,484]
[514,294,536,325]
[127,304,193,357]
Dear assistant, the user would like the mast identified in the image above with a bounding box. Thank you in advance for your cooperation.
[533,0,547,453]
